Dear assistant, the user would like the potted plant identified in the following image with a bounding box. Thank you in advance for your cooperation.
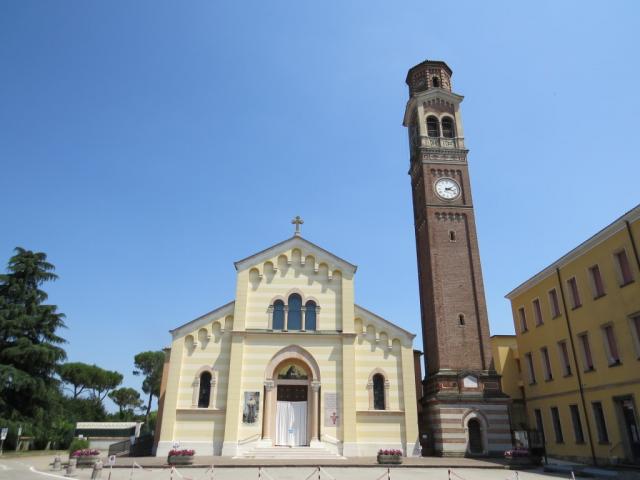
[70,448,101,467]
[504,448,541,468]
[377,449,403,464]
[167,449,195,466]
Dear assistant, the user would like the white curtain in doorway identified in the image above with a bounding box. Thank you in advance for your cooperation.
[276,401,307,446]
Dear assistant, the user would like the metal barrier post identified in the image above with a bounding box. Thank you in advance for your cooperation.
[387,467,390,480]
[571,472,576,480]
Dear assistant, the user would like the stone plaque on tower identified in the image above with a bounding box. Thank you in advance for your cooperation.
[403,60,511,457]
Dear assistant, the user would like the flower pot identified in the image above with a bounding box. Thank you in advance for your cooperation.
[73,455,100,467]
[168,455,194,466]
[377,454,402,464]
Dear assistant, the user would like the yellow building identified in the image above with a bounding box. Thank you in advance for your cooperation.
[154,228,420,458]
[505,205,640,465]
[490,335,527,430]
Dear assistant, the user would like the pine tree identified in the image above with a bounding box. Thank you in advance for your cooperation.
[0,247,67,419]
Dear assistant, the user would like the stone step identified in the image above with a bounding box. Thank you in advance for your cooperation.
[240,446,345,460]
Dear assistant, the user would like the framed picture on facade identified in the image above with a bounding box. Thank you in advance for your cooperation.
[324,392,340,427]
[243,391,260,424]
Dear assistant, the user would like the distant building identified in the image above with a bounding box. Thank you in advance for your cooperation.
[490,335,527,431]
[506,205,640,465]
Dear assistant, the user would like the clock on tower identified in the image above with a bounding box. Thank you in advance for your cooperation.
[403,60,511,457]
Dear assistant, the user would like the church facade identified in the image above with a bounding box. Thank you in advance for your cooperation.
[155,232,420,458]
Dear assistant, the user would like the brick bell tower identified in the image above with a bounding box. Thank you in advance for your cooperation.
[403,60,511,457]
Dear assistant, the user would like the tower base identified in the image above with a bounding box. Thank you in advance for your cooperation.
[421,370,512,457]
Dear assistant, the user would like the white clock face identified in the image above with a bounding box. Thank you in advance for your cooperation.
[434,178,461,200]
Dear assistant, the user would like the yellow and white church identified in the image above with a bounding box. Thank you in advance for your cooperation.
[155,224,420,458]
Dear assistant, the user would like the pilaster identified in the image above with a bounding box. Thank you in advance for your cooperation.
[400,344,420,456]
[220,333,245,456]
[341,334,358,456]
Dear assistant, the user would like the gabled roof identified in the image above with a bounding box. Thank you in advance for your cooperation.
[234,235,357,274]
[403,88,464,126]
[355,304,416,339]
[170,300,235,338]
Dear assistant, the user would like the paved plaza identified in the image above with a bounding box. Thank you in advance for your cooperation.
[0,454,623,480]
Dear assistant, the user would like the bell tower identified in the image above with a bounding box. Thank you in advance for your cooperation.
[403,60,511,457]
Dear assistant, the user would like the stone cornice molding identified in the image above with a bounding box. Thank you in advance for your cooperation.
[506,203,640,299]
[403,89,464,126]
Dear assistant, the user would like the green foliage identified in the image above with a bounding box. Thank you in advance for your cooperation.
[108,387,142,419]
[68,437,89,453]
[133,351,165,418]
[58,362,122,403]
[0,247,67,420]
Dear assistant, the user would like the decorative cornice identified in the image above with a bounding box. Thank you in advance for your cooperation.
[506,203,640,299]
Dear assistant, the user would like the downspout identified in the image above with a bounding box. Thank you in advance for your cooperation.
[625,220,640,270]
[556,268,597,466]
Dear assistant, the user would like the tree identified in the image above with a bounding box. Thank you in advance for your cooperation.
[58,362,95,398]
[0,247,67,419]
[88,368,123,402]
[133,351,165,421]
[108,387,142,418]
[58,362,122,402]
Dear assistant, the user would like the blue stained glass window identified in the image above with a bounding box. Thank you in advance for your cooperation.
[287,294,302,330]
[305,301,317,331]
[273,300,285,330]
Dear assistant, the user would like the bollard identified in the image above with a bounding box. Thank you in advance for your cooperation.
[258,466,261,480]
[91,460,103,480]
[53,455,62,471]
[66,458,77,477]
[387,467,390,480]
[317,466,321,480]
[571,472,576,480]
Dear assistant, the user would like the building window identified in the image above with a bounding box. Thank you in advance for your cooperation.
[449,230,456,242]
[518,307,528,333]
[273,300,285,330]
[287,294,302,330]
[373,373,386,410]
[551,407,564,443]
[569,404,585,444]
[525,352,536,384]
[592,401,609,443]
[432,76,440,88]
[630,314,640,358]
[426,116,440,137]
[533,299,544,326]
[198,372,212,408]
[441,117,455,138]
[589,265,606,298]
[305,300,317,331]
[567,277,582,309]
[558,340,572,376]
[458,313,465,326]
[534,409,545,442]
[578,333,595,371]
[541,347,553,381]
[602,324,621,365]
[548,288,561,318]
[615,249,635,285]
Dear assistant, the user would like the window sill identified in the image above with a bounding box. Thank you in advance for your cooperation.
[620,280,635,288]
[571,305,583,311]
[608,360,623,368]
[176,407,224,413]
[357,409,405,414]
[593,293,606,300]
[552,314,562,320]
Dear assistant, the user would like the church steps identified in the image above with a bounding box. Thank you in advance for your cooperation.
[237,446,345,460]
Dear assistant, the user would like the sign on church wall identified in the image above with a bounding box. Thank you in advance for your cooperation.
[242,391,260,424]
[324,392,340,427]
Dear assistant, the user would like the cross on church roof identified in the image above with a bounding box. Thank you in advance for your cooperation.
[291,216,304,236]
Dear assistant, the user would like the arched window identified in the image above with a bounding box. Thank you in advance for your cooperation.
[441,117,455,138]
[273,300,285,330]
[426,116,439,138]
[373,374,386,410]
[198,372,211,408]
[459,314,466,326]
[432,76,440,88]
[305,300,317,331]
[287,294,302,330]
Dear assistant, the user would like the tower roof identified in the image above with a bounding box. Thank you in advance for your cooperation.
[405,59,452,84]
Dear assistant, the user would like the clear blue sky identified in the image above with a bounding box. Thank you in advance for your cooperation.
[2,1,639,411]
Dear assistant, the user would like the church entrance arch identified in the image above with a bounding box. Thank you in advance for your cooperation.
[263,346,321,447]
